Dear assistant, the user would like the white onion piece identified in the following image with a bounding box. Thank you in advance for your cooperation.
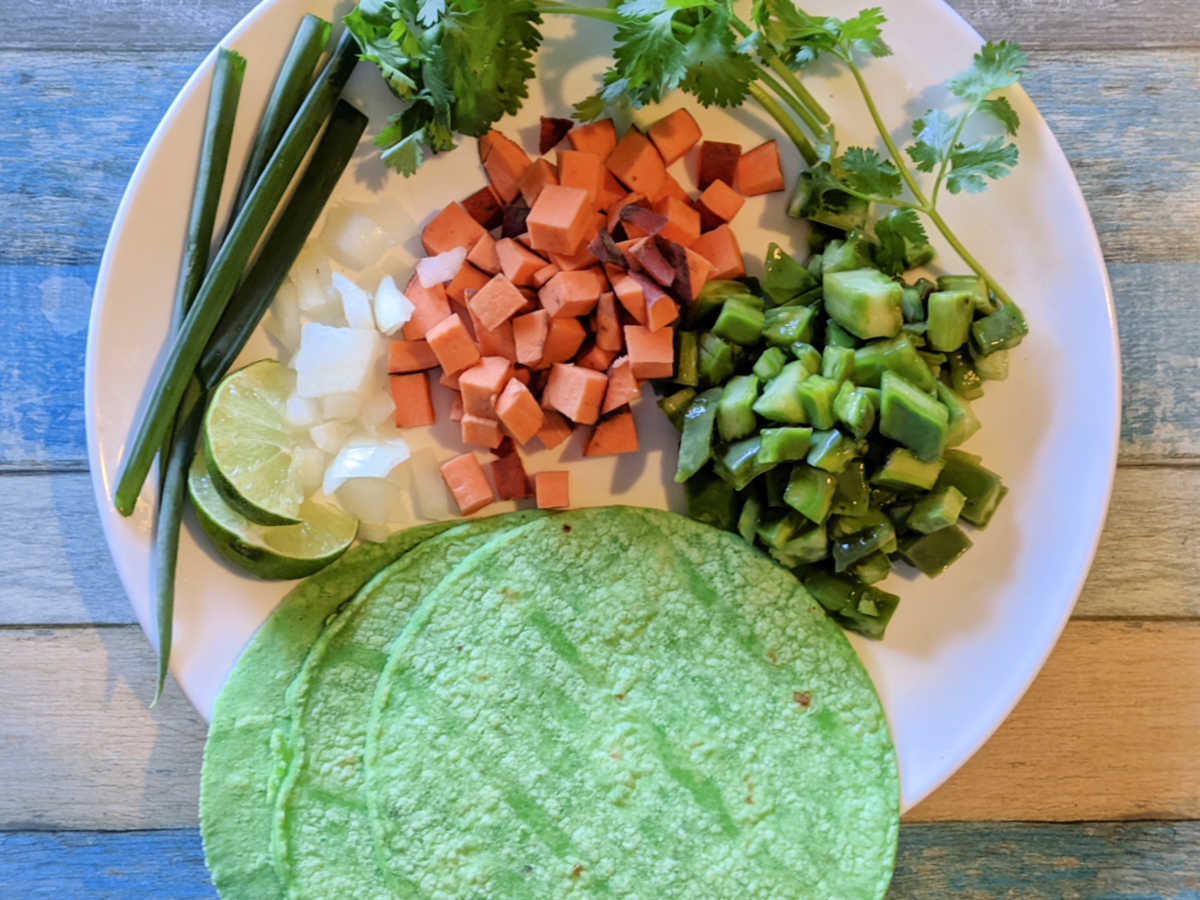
[291,446,326,496]
[291,248,334,311]
[285,392,321,427]
[373,275,414,335]
[321,207,389,271]
[408,446,456,521]
[361,388,396,427]
[334,478,398,525]
[331,271,375,331]
[321,435,411,497]
[309,420,354,454]
[321,392,362,421]
[263,278,302,352]
[357,521,395,543]
[291,323,381,398]
[416,247,467,288]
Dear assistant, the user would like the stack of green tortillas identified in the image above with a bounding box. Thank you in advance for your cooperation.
[201,507,898,898]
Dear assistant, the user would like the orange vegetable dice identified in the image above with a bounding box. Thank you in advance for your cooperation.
[445,262,490,304]
[697,178,744,230]
[461,185,503,229]
[495,377,545,445]
[526,185,594,256]
[495,238,548,287]
[592,291,623,352]
[461,412,503,449]
[536,409,574,450]
[608,272,647,325]
[449,392,464,422]
[399,275,451,340]
[567,119,617,157]
[653,195,701,246]
[647,108,702,165]
[532,263,560,287]
[479,130,531,204]
[645,291,679,332]
[689,224,745,280]
[606,130,666,197]
[490,450,531,500]
[540,317,587,366]
[539,268,606,318]
[467,308,516,361]
[518,157,559,206]
[584,408,639,456]
[597,171,627,213]
[459,356,514,417]
[440,452,495,514]
[421,202,487,257]
[534,470,570,509]
[697,140,741,190]
[655,173,690,204]
[575,342,617,373]
[556,149,606,207]
[624,325,675,379]
[544,363,608,425]
[425,313,480,375]
[389,372,435,428]
[734,140,786,196]
[467,232,502,274]
[387,339,438,373]
[513,309,550,367]
[678,246,715,302]
[601,355,640,414]
[467,273,529,332]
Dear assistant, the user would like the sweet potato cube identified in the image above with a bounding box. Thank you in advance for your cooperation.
[518,157,559,206]
[734,140,786,196]
[575,342,617,373]
[440,452,495,514]
[544,363,607,425]
[584,408,639,456]
[389,372,435,428]
[449,393,464,422]
[539,115,573,155]
[539,268,606,318]
[513,309,550,367]
[461,185,504,230]
[467,274,529,331]
[535,410,572,450]
[653,195,701,247]
[530,263,558,287]
[445,262,491,304]
[461,412,503,448]
[628,238,676,288]
[425,313,480,374]
[547,235,602,272]
[567,119,617,157]
[541,317,587,366]
[534,470,570,509]
[606,130,666,198]
[387,339,438,373]
[421,202,487,257]
[467,232,501,275]
[495,377,545,445]
[494,238,547,287]
[657,173,690,204]
[601,355,640,414]
[697,140,741,190]
[592,292,623,352]
[479,130,532,204]
[489,450,531,500]
[609,273,647,325]
[689,224,745,280]
[606,192,647,234]
[400,275,451,340]
[441,369,462,391]
[645,292,679,332]
[459,356,514,417]
[598,171,627,213]
[526,185,594,256]
[647,108,702,165]
[678,246,715,302]
[467,308,516,361]
[624,325,675,379]
[557,149,606,207]
[697,178,744,230]
[512,367,531,386]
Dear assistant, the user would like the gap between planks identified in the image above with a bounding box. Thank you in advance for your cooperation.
[1,619,1196,830]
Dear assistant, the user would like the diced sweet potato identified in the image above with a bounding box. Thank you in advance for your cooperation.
[468,308,517,361]
[734,139,786,196]
[556,149,606,207]
[601,355,640,414]
[440,452,495,514]
[449,393,464,422]
[567,119,617,157]
[645,291,679,332]
[698,140,741,190]
[597,171,627,213]
[518,157,559,206]
[534,470,570,509]
[696,178,744,231]
[606,130,666,198]
[513,309,550,367]
[467,274,530,331]
[647,108,702,165]
[445,262,491,304]
[387,339,437,373]
[461,185,504,230]
[461,412,503,449]
[592,291,623,352]
[544,363,607,425]
[575,342,617,373]
[489,450,531,500]
[502,195,531,238]
[627,237,676,288]
[442,369,462,391]
[512,367,531,386]
[619,204,668,238]
[653,195,701,247]
[459,356,514,417]
[541,317,587,366]
[389,372,435,428]
[525,185,594,256]
[536,410,573,450]
[495,377,544,445]
[425,313,480,375]
[657,173,690,204]
[678,246,715,302]
[539,116,573,155]
[479,130,532,204]
[689,224,745,280]
[494,238,547,287]
[609,272,647,325]
[532,263,560,287]
[547,226,602,271]
[421,202,487,257]
[539,268,606,318]
[400,275,452,340]
[468,232,502,275]
[624,324,675,379]
[606,192,648,234]
[584,408,639,456]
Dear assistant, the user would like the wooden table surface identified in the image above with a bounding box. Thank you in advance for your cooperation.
[2,0,1198,895]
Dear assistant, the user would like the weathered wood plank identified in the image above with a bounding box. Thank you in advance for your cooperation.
[2,822,1197,898]
[953,0,1200,50]
[908,620,1200,822]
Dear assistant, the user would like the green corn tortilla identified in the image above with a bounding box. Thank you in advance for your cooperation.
[202,507,898,898]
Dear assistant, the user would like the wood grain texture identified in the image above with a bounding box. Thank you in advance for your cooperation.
[953,0,1200,50]
[908,620,1200,822]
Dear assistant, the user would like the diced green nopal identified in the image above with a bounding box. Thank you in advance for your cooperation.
[899,525,973,576]
[947,349,985,399]
[698,332,735,386]
[907,486,966,534]
[822,234,876,275]
[757,427,813,465]
[788,171,869,231]
[899,285,926,324]
[790,342,823,375]
[937,274,993,315]
[797,374,840,430]
[752,346,787,381]
[802,571,900,640]
[821,344,855,384]
[852,334,936,392]
[831,460,870,516]
[763,305,816,347]
[824,319,859,348]
[683,468,738,532]
[736,493,762,543]
[784,464,838,524]
[935,450,1007,527]
[850,551,892,584]
[879,371,949,462]
[971,346,1010,381]
[823,268,904,340]
[972,303,1028,355]
[872,447,944,491]
[769,524,829,568]
[926,290,975,352]
[716,436,773,491]
[717,375,760,442]
[752,361,811,424]
[689,280,758,327]
[713,297,766,345]
[763,242,819,304]
[806,429,863,475]
[755,509,803,549]
[834,381,876,441]
[674,388,721,483]
[936,383,981,447]
[832,521,896,573]
[674,330,700,387]
[658,387,696,430]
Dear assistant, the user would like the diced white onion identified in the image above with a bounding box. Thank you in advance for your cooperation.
[373,275,414,335]
[291,322,381,398]
[263,278,302,352]
[321,435,411,496]
[285,392,321,427]
[321,207,389,271]
[361,388,397,427]
[320,392,362,421]
[331,271,375,331]
[291,248,335,311]
[309,420,354,454]
[333,478,398,524]
[408,446,456,521]
[416,247,467,288]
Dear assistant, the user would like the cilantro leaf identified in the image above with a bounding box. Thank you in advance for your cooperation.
[948,40,1027,103]
[416,0,445,27]
[839,146,901,198]
[907,108,956,172]
[946,135,1019,194]
[681,7,757,106]
[838,7,891,58]
[978,95,1020,135]
[873,208,930,275]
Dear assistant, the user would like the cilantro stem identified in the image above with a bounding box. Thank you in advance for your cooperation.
[930,110,971,207]
[747,82,817,166]
[727,14,831,127]
[844,58,928,206]
[757,68,823,136]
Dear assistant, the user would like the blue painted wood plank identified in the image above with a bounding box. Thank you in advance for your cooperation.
[2,824,1197,897]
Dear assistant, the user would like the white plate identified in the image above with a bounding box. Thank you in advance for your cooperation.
[86,0,1119,811]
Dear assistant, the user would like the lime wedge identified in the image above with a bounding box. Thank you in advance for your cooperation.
[203,359,304,525]
[188,448,357,580]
